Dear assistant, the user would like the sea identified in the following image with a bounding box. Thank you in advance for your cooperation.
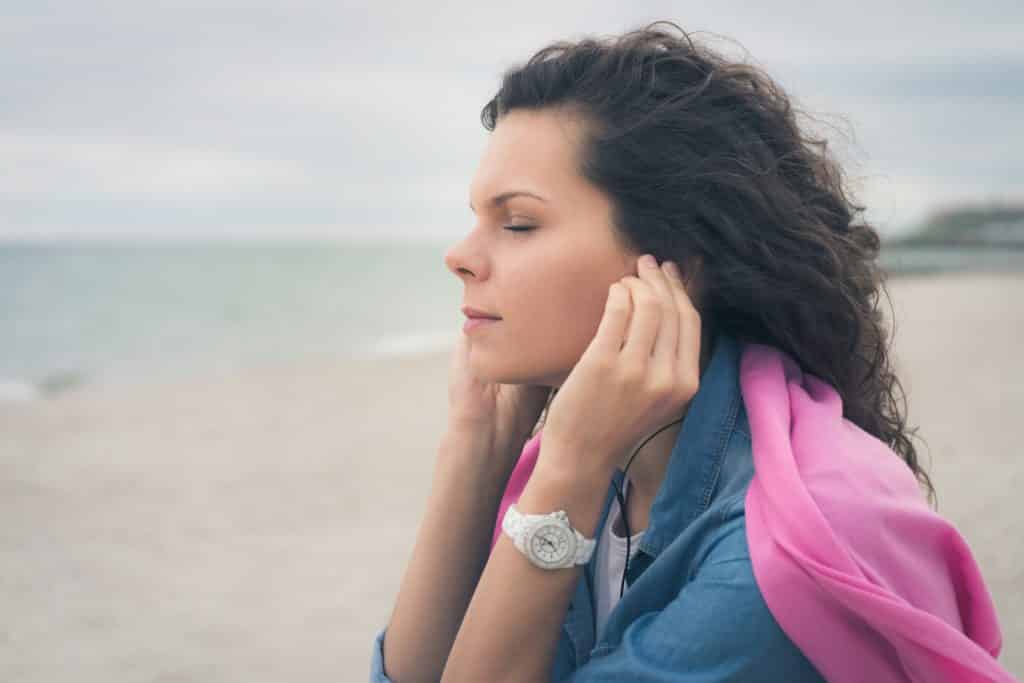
[3,241,1023,402]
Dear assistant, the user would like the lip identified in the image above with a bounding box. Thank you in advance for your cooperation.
[463,317,500,333]
[461,306,502,320]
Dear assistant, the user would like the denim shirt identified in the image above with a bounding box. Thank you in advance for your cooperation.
[370,333,825,681]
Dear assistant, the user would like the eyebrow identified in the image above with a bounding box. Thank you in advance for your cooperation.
[468,190,548,213]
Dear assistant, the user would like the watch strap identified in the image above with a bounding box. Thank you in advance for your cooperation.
[572,527,597,565]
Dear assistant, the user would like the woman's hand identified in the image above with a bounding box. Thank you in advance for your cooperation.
[445,328,551,472]
[541,254,702,476]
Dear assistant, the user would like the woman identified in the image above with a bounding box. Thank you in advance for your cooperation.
[370,21,1010,682]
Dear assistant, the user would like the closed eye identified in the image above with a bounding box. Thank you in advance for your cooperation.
[504,225,536,232]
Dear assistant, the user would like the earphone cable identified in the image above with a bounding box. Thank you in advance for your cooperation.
[610,417,684,599]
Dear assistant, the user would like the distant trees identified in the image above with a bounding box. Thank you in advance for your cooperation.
[891,201,1024,246]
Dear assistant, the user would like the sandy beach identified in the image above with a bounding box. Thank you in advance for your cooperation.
[1,271,1021,681]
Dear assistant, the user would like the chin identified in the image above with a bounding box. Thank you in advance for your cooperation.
[468,348,561,387]
[465,348,512,384]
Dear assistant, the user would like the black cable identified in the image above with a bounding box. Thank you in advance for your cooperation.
[609,417,684,599]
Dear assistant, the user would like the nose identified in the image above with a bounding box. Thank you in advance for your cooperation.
[444,236,488,281]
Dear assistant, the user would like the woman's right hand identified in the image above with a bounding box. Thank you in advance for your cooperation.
[445,330,551,473]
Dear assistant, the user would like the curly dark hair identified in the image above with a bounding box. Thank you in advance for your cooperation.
[483,21,935,503]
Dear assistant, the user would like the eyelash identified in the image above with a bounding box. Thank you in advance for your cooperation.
[504,225,536,232]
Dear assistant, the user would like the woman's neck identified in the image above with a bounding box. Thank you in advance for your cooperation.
[617,419,683,533]
[616,325,716,532]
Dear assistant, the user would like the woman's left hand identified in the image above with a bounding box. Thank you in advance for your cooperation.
[540,254,703,477]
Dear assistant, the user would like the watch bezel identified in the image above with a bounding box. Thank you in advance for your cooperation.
[524,518,577,569]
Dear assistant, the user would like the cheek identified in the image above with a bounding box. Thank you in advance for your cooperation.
[544,287,606,351]
[508,266,611,368]
[471,241,625,383]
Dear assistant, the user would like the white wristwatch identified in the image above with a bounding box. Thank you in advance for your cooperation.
[501,504,597,569]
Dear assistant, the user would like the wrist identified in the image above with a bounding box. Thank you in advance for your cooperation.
[534,436,617,490]
[518,444,614,539]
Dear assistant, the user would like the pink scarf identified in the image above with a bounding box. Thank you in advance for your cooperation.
[491,343,1013,681]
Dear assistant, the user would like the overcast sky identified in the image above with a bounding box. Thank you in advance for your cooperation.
[2,1,1022,243]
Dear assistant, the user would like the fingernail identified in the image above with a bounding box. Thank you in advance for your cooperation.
[664,260,680,277]
[640,254,656,267]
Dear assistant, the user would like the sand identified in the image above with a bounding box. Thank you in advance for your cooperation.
[1,271,1021,681]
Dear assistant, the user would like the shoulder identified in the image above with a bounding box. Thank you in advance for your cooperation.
[586,510,825,681]
[682,475,822,675]
[666,514,824,680]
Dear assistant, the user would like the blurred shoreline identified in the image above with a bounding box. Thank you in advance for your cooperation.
[4,241,1024,404]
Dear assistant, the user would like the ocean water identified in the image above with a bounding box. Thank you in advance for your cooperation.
[0,243,464,400]
[3,241,1023,401]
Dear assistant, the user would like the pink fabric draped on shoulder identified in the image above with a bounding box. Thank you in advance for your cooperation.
[741,342,1011,682]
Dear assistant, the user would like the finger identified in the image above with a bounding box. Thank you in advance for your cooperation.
[588,281,632,357]
[663,259,702,369]
[618,276,660,366]
[637,255,679,363]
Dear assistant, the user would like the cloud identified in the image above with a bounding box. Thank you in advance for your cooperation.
[2,1,1022,240]
[0,133,317,199]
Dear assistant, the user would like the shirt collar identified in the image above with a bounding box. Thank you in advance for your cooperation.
[609,330,747,558]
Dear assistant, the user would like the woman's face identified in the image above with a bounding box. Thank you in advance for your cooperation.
[444,107,641,387]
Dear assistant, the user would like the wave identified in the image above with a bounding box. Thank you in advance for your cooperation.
[0,370,89,402]
[359,329,458,359]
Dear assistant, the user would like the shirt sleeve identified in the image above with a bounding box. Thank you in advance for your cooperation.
[560,558,826,682]
[369,627,396,683]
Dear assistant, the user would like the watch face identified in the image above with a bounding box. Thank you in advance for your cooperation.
[527,522,576,568]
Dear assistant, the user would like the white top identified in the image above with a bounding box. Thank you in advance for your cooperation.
[593,475,645,642]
